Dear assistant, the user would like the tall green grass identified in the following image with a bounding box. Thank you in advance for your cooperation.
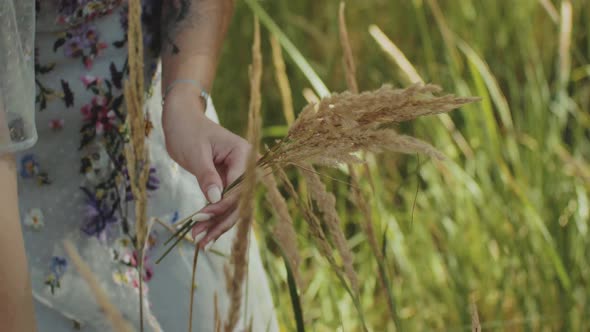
[214,1,590,330]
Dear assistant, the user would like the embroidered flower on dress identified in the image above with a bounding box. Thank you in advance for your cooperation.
[81,74,102,87]
[20,154,40,178]
[19,155,52,185]
[49,119,65,130]
[80,187,118,238]
[55,24,108,69]
[24,208,45,230]
[44,256,68,295]
[56,0,123,26]
[112,270,130,285]
[126,269,144,290]
[112,266,151,293]
[81,96,117,135]
[127,251,154,283]
[80,144,111,182]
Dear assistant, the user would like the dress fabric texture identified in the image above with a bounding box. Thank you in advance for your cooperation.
[12,1,278,331]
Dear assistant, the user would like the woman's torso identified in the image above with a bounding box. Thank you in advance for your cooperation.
[17,2,278,331]
[20,1,214,330]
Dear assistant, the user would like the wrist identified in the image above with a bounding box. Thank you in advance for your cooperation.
[162,81,208,114]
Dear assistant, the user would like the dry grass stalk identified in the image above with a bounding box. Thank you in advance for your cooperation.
[261,172,302,289]
[270,35,295,125]
[558,1,572,90]
[63,240,135,332]
[126,0,148,252]
[368,25,422,84]
[125,0,150,330]
[539,0,560,23]
[339,2,359,94]
[301,165,359,292]
[470,301,482,332]
[214,293,221,332]
[225,16,262,332]
[302,88,320,104]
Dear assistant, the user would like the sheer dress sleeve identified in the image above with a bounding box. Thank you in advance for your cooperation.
[0,0,36,154]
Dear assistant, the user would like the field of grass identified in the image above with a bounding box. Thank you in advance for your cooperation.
[212,1,590,331]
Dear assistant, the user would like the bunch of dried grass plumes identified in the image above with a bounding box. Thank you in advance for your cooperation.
[256,84,479,171]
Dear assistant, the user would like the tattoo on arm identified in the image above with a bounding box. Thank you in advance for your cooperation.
[161,0,195,54]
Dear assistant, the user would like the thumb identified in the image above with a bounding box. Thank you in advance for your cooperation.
[186,147,224,204]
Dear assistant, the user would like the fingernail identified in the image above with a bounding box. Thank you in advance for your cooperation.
[191,213,212,222]
[193,233,205,244]
[207,185,222,204]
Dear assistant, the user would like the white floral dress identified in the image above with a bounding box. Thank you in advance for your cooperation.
[9,1,278,331]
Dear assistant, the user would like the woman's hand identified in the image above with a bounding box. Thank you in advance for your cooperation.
[162,85,249,248]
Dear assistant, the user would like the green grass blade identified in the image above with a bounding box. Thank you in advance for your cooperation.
[244,0,330,97]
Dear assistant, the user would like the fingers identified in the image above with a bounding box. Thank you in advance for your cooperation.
[199,190,240,216]
[184,145,224,204]
[191,220,214,240]
[197,209,241,249]
[191,196,237,239]
[224,141,250,186]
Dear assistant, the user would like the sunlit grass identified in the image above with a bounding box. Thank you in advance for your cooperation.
[214,1,590,331]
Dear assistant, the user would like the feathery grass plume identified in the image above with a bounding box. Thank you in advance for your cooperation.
[225,16,262,332]
[264,84,477,169]
[125,0,150,330]
[63,241,135,332]
[270,35,295,126]
[261,173,302,289]
[301,165,358,292]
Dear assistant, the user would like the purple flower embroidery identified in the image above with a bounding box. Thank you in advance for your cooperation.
[56,0,122,25]
[59,24,108,69]
[81,187,119,238]
[124,167,160,201]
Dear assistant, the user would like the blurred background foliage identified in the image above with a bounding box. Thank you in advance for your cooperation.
[212,0,590,331]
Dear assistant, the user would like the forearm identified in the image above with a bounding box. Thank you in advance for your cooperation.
[0,155,36,332]
[161,0,234,94]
